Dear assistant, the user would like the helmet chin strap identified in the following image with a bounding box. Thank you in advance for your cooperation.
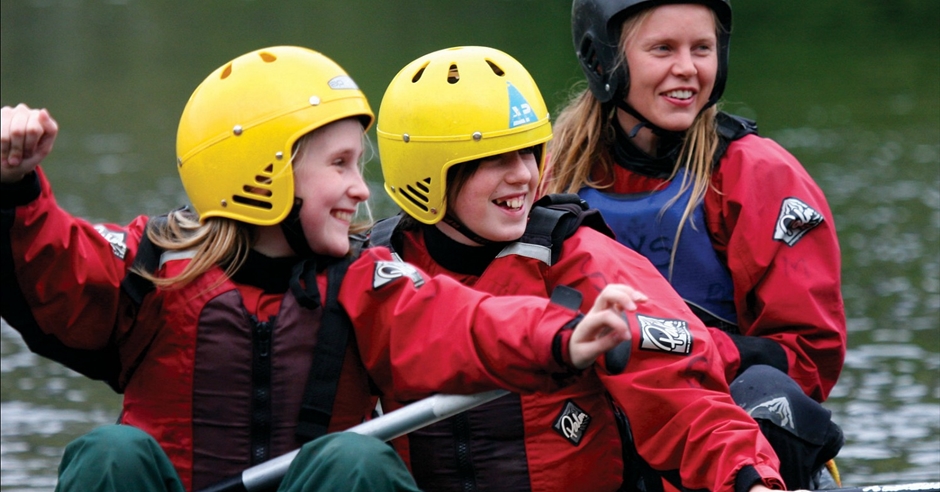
[441,213,501,247]
[614,98,681,140]
[280,198,316,257]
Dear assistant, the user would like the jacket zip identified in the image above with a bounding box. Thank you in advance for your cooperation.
[250,315,274,465]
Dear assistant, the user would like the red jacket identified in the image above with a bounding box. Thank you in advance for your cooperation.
[547,133,846,402]
[2,168,583,491]
[384,220,784,492]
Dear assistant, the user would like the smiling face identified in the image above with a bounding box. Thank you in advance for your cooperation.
[621,4,718,133]
[440,147,540,245]
[291,118,370,256]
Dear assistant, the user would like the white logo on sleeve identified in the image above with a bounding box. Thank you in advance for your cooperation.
[638,314,692,355]
[774,197,823,247]
[372,261,425,290]
[93,225,127,260]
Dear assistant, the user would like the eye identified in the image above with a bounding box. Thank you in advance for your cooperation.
[694,41,716,54]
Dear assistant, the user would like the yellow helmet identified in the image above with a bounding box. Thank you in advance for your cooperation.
[176,46,374,225]
[377,46,551,225]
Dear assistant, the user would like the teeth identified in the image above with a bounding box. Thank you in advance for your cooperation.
[496,197,525,209]
[666,89,693,99]
[333,211,352,221]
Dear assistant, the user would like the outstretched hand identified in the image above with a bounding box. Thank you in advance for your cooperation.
[568,284,647,369]
[1,103,59,184]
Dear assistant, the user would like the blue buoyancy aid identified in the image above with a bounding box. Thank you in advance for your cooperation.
[579,172,738,326]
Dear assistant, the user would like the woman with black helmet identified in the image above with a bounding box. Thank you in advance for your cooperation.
[542,1,846,488]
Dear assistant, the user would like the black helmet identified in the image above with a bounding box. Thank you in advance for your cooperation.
[572,0,732,110]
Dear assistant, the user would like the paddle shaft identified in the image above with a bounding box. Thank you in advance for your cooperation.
[838,485,940,492]
[198,389,510,492]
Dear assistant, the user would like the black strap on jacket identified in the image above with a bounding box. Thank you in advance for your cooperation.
[121,215,167,305]
[713,112,759,170]
[367,213,404,255]
[523,193,615,265]
[294,236,364,442]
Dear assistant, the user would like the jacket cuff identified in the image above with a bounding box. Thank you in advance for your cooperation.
[550,314,584,384]
[728,333,788,377]
[551,318,579,368]
[735,465,765,492]
[0,171,41,209]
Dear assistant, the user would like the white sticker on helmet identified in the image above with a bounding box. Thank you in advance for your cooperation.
[328,75,360,90]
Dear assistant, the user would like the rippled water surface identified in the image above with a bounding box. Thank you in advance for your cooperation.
[2,0,938,489]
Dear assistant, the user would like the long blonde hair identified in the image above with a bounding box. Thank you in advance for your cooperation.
[137,125,374,290]
[134,210,251,290]
[545,6,722,279]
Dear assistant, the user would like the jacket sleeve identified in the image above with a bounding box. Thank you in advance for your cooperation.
[1,167,147,379]
[340,246,582,401]
[552,229,785,492]
[706,135,847,402]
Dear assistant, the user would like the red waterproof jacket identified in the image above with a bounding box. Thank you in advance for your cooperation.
[1,168,584,492]
[544,132,846,402]
[382,217,784,492]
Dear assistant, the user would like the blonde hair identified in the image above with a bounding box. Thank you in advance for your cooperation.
[138,122,374,290]
[545,5,722,279]
[135,211,252,290]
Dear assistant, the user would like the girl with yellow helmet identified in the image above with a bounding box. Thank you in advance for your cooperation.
[0,46,643,492]
[374,45,796,492]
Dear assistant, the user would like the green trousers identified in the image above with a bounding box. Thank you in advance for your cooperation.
[56,425,420,492]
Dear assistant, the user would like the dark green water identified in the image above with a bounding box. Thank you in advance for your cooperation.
[2,0,938,488]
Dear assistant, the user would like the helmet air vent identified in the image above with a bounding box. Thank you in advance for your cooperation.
[220,63,233,80]
[230,162,276,210]
[399,177,432,212]
[485,60,505,76]
[412,63,429,83]
[231,194,274,210]
[242,185,272,197]
[447,64,460,84]
[258,51,277,63]
[580,39,602,76]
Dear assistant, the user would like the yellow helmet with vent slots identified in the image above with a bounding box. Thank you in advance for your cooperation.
[176,46,374,225]
[377,46,551,225]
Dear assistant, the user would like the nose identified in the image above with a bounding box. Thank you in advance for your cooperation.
[348,170,371,202]
[672,49,697,78]
[504,151,536,184]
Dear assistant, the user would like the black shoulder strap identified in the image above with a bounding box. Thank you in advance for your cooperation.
[714,112,759,168]
[295,241,362,442]
[367,214,404,254]
[521,194,615,265]
[120,215,166,305]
